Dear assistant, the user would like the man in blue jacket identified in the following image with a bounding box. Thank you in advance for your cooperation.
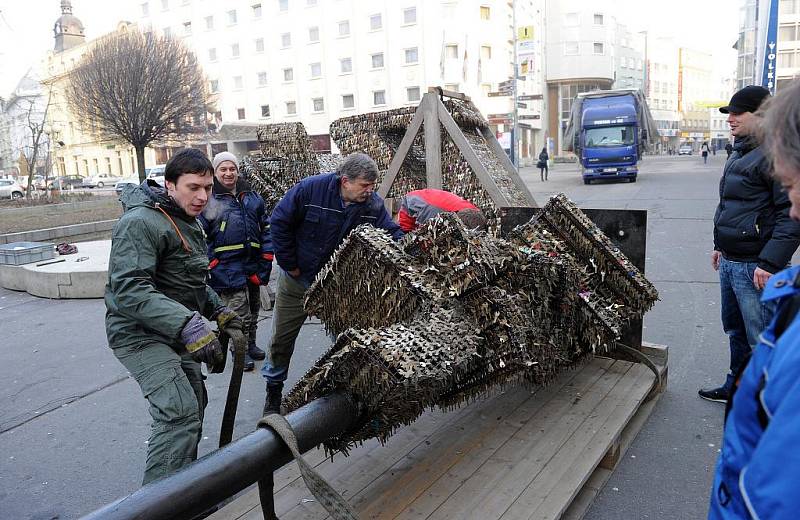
[261,153,404,413]
[700,86,800,403]
[199,152,273,371]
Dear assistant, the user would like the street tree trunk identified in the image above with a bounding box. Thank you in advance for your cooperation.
[135,145,146,182]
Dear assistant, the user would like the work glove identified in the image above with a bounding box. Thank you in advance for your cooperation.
[248,274,262,286]
[180,312,225,366]
[213,306,243,334]
[262,252,274,262]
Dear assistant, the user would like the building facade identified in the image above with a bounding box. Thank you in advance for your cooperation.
[737,0,800,91]
[137,0,548,165]
[645,36,681,153]
[0,69,49,178]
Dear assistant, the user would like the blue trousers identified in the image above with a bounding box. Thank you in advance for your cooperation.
[718,257,776,390]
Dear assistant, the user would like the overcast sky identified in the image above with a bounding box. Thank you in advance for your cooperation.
[0,0,740,96]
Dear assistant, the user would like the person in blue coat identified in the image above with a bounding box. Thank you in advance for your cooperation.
[709,78,800,519]
[199,152,273,371]
[261,153,404,413]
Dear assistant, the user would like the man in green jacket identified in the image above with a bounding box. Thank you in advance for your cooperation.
[105,148,242,484]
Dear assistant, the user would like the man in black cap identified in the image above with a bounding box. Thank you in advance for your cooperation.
[700,85,800,403]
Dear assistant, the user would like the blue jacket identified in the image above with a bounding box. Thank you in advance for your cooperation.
[270,172,403,285]
[198,177,272,291]
[709,265,800,519]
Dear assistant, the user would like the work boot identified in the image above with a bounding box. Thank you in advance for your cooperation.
[247,341,266,361]
[698,385,729,403]
[263,383,284,415]
[243,352,255,372]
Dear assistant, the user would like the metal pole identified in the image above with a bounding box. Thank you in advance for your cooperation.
[80,393,359,520]
[512,0,519,168]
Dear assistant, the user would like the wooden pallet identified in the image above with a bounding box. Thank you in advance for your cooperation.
[212,344,667,520]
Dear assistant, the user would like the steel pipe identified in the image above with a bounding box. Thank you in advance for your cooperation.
[80,392,360,520]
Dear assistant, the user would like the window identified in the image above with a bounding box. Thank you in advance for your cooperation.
[480,45,492,60]
[283,67,294,81]
[205,15,214,29]
[258,71,268,85]
[183,21,192,34]
[480,6,490,20]
[161,0,168,10]
[370,13,382,30]
[261,105,271,117]
[446,44,458,59]
[779,0,798,15]
[279,0,288,11]
[565,12,579,26]
[231,43,240,57]
[342,94,355,109]
[209,79,219,92]
[779,24,798,41]
[310,62,322,78]
[444,83,459,92]
[312,97,324,112]
[286,101,297,115]
[405,47,419,64]
[339,20,350,36]
[141,2,149,16]
[309,26,319,42]
[208,48,217,61]
[253,3,262,18]
[281,32,291,47]
[228,10,237,24]
[373,90,386,105]
[407,86,420,102]
[594,13,604,25]
[237,108,246,120]
[371,52,385,68]
[564,41,578,55]
[403,7,417,24]
[234,76,243,89]
[340,57,352,73]
[255,38,265,52]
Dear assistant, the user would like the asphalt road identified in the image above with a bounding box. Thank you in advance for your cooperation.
[0,153,736,519]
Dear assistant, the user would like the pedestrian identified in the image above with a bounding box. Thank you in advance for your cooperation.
[105,149,243,484]
[712,144,717,156]
[700,85,800,404]
[198,151,272,372]
[537,146,549,181]
[701,141,710,164]
[708,78,800,520]
[725,142,733,158]
[397,188,487,232]
[262,153,404,414]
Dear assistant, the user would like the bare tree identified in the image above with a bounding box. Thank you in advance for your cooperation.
[20,91,51,199]
[66,29,209,182]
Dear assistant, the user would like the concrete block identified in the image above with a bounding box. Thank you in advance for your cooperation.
[0,264,27,291]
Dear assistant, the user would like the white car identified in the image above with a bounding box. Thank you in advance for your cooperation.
[146,165,166,186]
[0,178,25,199]
[88,172,124,188]
[114,178,140,195]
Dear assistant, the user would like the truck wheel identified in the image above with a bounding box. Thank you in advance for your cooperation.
[583,179,591,185]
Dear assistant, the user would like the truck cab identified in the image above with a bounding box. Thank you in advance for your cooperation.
[580,95,640,184]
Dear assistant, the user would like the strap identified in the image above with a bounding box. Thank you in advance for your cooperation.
[155,205,191,252]
[258,414,358,519]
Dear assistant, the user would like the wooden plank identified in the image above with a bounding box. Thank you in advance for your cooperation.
[377,105,426,198]
[478,125,537,208]
[354,362,606,519]
[397,359,623,519]
[436,100,510,207]
[503,364,655,520]
[424,95,443,190]
[428,86,471,101]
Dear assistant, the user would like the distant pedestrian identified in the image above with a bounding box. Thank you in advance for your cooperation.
[712,144,717,156]
[725,142,733,158]
[701,141,710,164]
[537,147,549,181]
[708,78,800,520]
[700,85,800,404]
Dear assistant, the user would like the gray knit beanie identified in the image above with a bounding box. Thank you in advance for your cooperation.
[212,151,238,171]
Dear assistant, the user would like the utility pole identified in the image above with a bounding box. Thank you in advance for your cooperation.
[512,0,519,169]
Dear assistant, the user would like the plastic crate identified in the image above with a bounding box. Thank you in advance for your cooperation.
[0,242,55,266]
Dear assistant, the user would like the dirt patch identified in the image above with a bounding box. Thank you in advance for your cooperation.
[0,197,122,234]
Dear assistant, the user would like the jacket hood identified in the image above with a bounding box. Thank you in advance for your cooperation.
[120,180,190,219]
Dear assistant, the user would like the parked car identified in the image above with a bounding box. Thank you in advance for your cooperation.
[48,175,87,190]
[0,178,25,199]
[32,175,47,190]
[87,172,124,188]
[114,178,140,196]
[678,144,693,155]
[146,165,166,186]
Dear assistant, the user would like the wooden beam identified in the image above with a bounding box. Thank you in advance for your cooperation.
[478,126,538,207]
[436,99,510,207]
[423,95,442,189]
[427,86,471,102]
[377,106,425,198]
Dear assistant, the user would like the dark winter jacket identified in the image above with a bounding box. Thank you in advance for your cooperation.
[713,136,800,273]
[198,177,273,292]
[105,180,224,350]
[271,172,404,286]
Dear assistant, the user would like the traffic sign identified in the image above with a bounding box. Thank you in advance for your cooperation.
[518,94,543,101]
[488,91,512,97]
[488,118,512,125]
[517,102,527,109]
[498,79,514,89]
[488,113,513,119]
[519,114,541,120]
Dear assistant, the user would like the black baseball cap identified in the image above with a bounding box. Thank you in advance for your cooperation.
[719,85,770,114]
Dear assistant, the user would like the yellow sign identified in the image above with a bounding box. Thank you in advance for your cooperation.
[518,26,534,41]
